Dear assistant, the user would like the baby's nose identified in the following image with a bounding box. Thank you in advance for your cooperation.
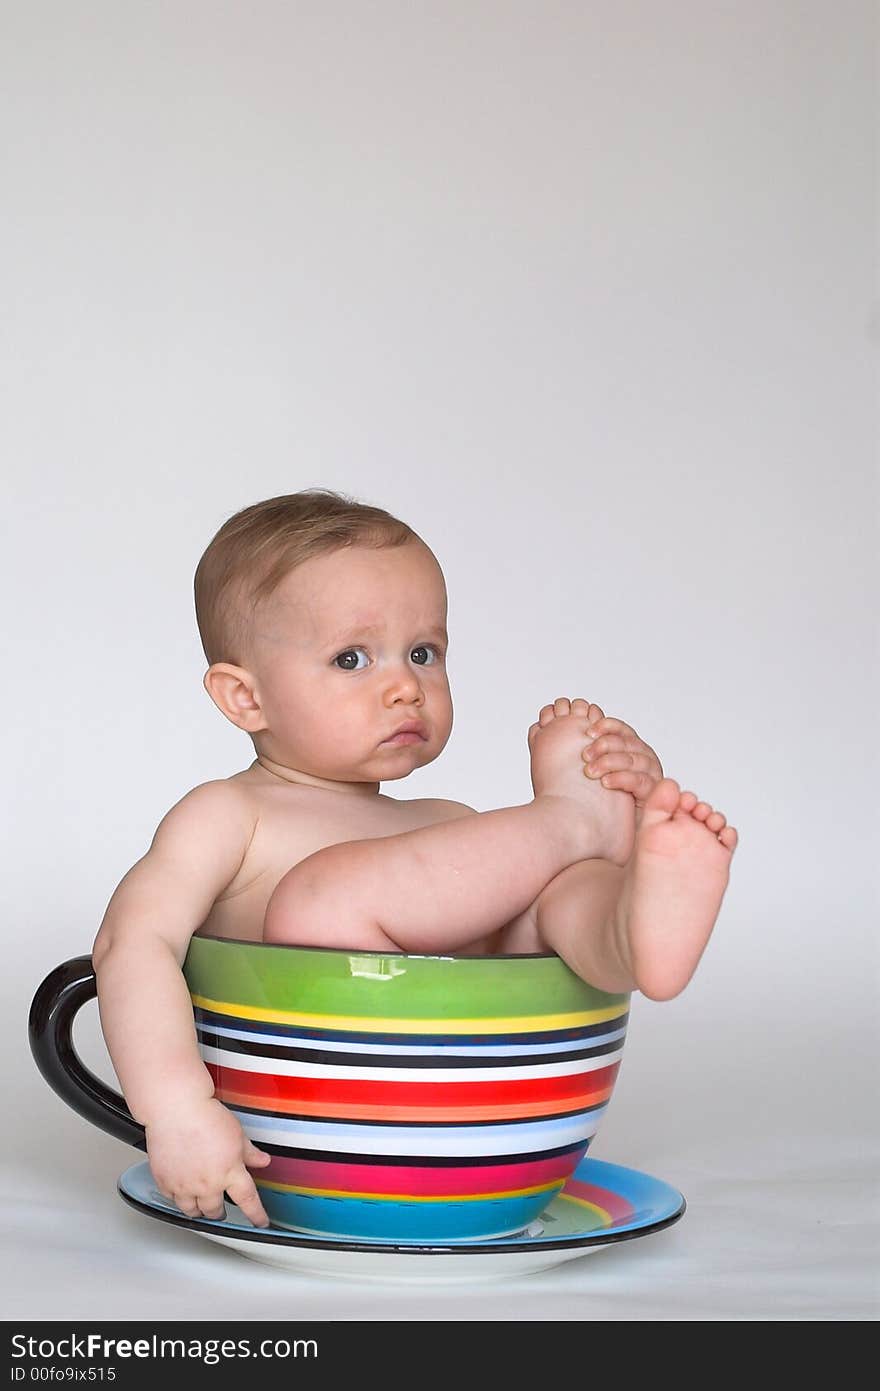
[384,666,424,701]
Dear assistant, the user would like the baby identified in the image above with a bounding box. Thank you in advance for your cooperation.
[92,489,737,1231]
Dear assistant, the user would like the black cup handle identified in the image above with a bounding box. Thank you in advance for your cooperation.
[28,955,146,1151]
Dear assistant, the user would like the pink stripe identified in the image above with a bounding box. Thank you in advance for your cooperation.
[262,1148,584,1197]
[562,1178,635,1222]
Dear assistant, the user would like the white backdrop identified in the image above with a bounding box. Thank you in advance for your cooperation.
[4,1,876,1321]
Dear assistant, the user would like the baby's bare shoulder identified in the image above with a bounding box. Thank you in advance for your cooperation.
[154,777,259,852]
[168,775,259,815]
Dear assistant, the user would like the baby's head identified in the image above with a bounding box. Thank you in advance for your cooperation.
[194,490,453,787]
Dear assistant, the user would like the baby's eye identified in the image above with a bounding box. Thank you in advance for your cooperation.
[333,648,369,671]
[411,645,439,666]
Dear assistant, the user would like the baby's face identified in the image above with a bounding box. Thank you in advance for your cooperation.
[246,541,453,783]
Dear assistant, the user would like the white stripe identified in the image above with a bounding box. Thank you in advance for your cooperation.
[200,1043,623,1082]
[233,1109,606,1157]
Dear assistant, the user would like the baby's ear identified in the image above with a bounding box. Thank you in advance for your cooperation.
[203,664,267,733]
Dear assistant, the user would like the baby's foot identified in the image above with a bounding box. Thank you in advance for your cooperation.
[614,779,738,1000]
[528,697,636,867]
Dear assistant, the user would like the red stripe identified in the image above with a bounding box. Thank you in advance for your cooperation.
[562,1178,635,1222]
[207,1062,619,1111]
[260,1148,584,1198]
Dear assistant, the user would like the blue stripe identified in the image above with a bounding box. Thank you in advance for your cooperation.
[232,1109,606,1154]
[199,1020,628,1057]
[254,1189,568,1243]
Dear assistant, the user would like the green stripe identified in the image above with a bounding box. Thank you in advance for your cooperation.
[183,937,628,1021]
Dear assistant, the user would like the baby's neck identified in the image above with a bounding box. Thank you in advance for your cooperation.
[253,755,380,798]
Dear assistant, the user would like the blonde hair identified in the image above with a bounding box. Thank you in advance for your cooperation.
[194,489,420,666]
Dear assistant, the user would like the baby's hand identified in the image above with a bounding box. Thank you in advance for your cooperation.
[144,1096,272,1227]
[579,703,663,815]
[535,697,663,817]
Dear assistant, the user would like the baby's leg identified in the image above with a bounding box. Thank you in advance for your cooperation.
[536,779,738,1000]
[613,779,737,1000]
[263,708,636,953]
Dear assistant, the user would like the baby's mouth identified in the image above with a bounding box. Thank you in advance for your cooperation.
[380,721,428,746]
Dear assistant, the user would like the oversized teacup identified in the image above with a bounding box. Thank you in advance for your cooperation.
[30,938,630,1243]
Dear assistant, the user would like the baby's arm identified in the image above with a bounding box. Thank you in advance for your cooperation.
[91,782,271,1226]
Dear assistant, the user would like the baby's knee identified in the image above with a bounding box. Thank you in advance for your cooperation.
[262,842,394,950]
[263,846,347,943]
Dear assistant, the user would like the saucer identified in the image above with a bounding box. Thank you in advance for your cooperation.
[117,1157,685,1284]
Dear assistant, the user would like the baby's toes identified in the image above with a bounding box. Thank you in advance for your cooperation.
[527,721,541,746]
[679,790,698,813]
[691,801,714,822]
[538,700,568,725]
[569,698,591,717]
[705,810,726,834]
[719,826,738,852]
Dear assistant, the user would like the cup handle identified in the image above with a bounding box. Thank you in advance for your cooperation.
[28,955,146,1151]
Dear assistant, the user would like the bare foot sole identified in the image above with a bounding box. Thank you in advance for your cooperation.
[615,777,738,1000]
[528,697,635,867]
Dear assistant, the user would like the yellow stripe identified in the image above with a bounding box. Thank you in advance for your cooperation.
[257,1178,564,1204]
[191,994,624,1033]
[557,1194,612,1224]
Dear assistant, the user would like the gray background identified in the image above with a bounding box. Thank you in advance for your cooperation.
[3,1,876,1320]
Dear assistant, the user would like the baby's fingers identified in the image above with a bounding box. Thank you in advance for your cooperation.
[586,718,663,778]
[583,745,657,780]
[168,1192,201,1219]
[586,716,634,739]
[170,1190,225,1221]
[196,1193,227,1221]
[592,768,657,800]
[245,1139,272,1169]
[226,1169,271,1228]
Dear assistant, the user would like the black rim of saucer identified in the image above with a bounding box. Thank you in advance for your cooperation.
[117,1181,685,1256]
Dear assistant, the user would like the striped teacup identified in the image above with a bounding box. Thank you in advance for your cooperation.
[185,937,630,1243]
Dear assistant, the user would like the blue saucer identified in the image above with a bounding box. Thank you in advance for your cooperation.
[118,1156,685,1282]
